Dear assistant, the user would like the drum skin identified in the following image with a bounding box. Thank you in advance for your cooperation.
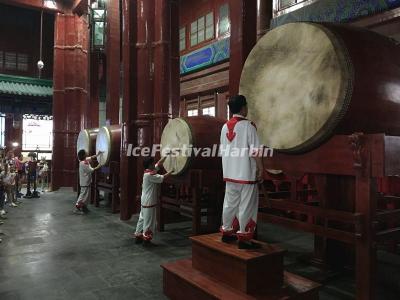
[240,22,400,153]
[76,128,99,158]
[161,116,226,175]
[96,125,122,166]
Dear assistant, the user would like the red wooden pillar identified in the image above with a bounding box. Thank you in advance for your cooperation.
[120,0,138,220]
[229,0,257,96]
[153,0,180,144]
[355,155,377,300]
[87,52,100,129]
[134,0,155,213]
[257,0,272,40]
[52,13,89,189]
[106,0,121,125]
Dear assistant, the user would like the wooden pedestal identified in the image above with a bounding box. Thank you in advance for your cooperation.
[191,233,286,294]
[162,233,320,299]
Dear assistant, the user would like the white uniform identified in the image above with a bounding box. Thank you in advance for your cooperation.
[220,114,261,241]
[76,159,94,208]
[135,165,164,241]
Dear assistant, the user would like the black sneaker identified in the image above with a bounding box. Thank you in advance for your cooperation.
[221,235,238,243]
[238,241,262,250]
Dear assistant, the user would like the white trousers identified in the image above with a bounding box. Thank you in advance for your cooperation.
[135,206,156,241]
[221,182,259,241]
[76,186,90,207]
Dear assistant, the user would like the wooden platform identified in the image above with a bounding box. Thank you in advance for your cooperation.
[162,233,320,299]
[191,233,286,293]
[162,259,320,300]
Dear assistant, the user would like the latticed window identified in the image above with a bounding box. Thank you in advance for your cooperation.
[179,27,186,51]
[190,12,214,47]
[17,54,29,72]
[219,3,230,36]
[202,106,215,117]
[0,51,3,70]
[5,52,16,70]
[276,0,310,11]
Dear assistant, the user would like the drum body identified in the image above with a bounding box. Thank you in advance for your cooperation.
[96,125,122,166]
[76,128,99,158]
[240,22,400,153]
[161,116,226,175]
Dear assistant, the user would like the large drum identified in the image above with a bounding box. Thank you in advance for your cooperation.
[160,116,225,175]
[76,128,99,158]
[95,125,122,166]
[240,22,400,153]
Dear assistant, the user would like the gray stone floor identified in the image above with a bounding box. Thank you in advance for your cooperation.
[0,189,398,299]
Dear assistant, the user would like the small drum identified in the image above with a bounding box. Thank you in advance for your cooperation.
[95,125,122,166]
[76,128,99,158]
[160,116,225,175]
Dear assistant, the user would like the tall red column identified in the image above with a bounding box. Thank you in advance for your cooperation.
[105,0,121,125]
[257,0,272,40]
[119,0,179,220]
[153,0,180,144]
[120,0,138,220]
[229,0,257,96]
[52,13,89,189]
[87,52,100,129]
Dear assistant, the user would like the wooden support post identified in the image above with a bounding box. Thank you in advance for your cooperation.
[52,14,89,189]
[105,0,121,125]
[229,0,257,96]
[120,0,137,220]
[355,153,377,300]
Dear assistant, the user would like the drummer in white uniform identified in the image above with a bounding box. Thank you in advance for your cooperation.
[220,95,264,249]
[75,150,102,214]
[134,156,173,245]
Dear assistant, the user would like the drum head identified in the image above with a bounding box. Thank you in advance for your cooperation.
[240,22,353,153]
[160,118,193,175]
[96,127,111,166]
[77,130,90,157]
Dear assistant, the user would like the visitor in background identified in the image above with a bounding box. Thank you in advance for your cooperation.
[0,164,6,226]
[38,158,49,193]
[14,154,24,198]
[3,164,18,208]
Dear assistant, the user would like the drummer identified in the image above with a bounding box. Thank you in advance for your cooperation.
[134,155,173,245]
[74,150,102,215]
[220,95,264,249]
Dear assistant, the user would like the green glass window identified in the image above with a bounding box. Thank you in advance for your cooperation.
[93,21,105,47]
[91,8,106,50]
